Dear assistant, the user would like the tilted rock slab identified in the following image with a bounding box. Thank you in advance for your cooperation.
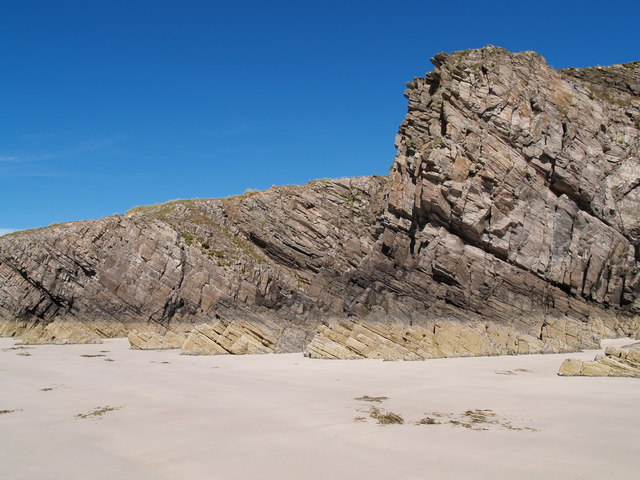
[14,320,103,345]
[0,46,639,358]
[304,316,613,360]
[181,319,279,355]
[127,329,187,350]
[559,346,640,377]
[304,319,544,360]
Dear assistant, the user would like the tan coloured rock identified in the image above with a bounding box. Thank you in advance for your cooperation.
[127,330,187,350]
[559,347,640,377]
[0,319,31,338]
[557,359,584,376]
[181,320,277,355]
[303,318,587,360]
[17,320,102,345]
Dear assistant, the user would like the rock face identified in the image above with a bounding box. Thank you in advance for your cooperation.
[0,176,386,352]
[1,46,639,358]
[559,346,640,377]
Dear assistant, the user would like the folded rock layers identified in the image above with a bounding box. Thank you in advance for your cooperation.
[1,46,639,358]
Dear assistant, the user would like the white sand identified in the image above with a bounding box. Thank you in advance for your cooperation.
[1,337,639,480]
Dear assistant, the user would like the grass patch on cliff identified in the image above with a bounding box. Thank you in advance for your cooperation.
[338,192,359,209]
[184,208,223,230]
[232,237,266,263]
[0,222,72,239]
[179,231,200,246]
[126,188,270,265]
[127,199,207,220]
[179,206,266,265]
[127,186,271,220]
[222,188,262,203]
[585,86,640,107]
[127,202,177,216]
[126,204,157,215]
[432,137,446,148]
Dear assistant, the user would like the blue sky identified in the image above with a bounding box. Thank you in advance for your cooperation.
[2,0,639,233]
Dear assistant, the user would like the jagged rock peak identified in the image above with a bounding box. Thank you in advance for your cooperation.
[428,45,545,69]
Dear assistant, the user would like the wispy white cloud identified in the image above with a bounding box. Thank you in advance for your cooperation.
[28,133,128,161]
[0,133,128,176]
[67,133,127,155]
[0,228,19,237]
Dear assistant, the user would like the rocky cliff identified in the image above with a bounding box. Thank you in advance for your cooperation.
[0,176,387,352]
[1,46,639,358]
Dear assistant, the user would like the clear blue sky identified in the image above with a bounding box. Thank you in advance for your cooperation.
[2,0,638,233]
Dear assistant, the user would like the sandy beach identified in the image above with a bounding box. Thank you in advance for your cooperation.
[1,337,639,480]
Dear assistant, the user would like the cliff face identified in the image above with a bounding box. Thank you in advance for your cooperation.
[0,176,387,352]
[1,47,639,358]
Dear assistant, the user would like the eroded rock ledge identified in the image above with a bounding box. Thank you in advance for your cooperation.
[1,46,638,358]
[303,313,636,360]
[128,319,285,355]
[559,346,640,377]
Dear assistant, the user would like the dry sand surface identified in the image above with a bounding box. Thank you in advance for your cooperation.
[1,337,639,480]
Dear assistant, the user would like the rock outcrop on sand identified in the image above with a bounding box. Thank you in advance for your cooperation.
[559,346,640,377]
[1,46,639,358]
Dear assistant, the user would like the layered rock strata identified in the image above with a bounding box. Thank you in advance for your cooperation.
[303,316,613,360]
[0,176,385,352]
[181,319,280,355]
[559,346,640,377]
[1,46,639,358]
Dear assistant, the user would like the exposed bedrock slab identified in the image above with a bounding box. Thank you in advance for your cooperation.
[303,314,633,360]
[559,346,640,377]
[15,320,103,345]
[181,319,282,355]
[127,329,188,350]
[0,46,638,357]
